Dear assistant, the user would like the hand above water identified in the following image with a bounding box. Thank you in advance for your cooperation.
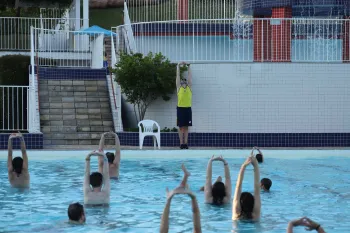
[289,217,321,231]
[166,187,196,200]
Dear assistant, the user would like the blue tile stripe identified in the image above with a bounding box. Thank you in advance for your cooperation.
[0,134,43,149]
[30,66,110,78]
[116,132,350,147]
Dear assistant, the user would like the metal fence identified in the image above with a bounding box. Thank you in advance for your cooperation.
[0,86,29,131]
[32,27,102,67]
[116,18,350,63]
[127,0,236,23]
[0,17,84,51]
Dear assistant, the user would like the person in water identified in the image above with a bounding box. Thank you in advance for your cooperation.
[176,61,193,149]
[232,155,261,221]
[160,164,201,233]
[98,132,121,179]
[7,132,30,188]
[84,150,110,205]
[261,178,272,191]
[202,155,232,205]
[287,217,326,233]
[252,146,264,163]
[68,202,86,224]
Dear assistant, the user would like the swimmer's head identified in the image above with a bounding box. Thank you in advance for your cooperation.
[261,178,272,191]
[239,192,255,219]
[12,157,23,175]
[68,202,85,223]
[106,152,115,164]
[255,154,263,163]
[90,172,103,188]
[212,181,226,205]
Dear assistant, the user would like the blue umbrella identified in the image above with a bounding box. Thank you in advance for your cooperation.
[74,25,117,36]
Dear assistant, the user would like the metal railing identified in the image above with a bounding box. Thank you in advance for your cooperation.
[116,18,350,63]
[0,86,29,131]
[0,17,84,51]
[32,27,102,67]
[127,0,236,23]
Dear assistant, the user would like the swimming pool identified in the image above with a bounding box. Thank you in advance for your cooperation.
[0,150,349,232]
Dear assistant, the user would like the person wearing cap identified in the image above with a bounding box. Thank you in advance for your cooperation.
[176,62,193,149]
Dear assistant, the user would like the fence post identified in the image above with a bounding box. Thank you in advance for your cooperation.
[30,26,40,133]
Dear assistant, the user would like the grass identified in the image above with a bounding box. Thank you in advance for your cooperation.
[89,8,124,29]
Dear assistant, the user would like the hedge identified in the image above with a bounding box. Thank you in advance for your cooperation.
[0,55,30,86]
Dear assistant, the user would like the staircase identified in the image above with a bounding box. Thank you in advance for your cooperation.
[39,79,114,147]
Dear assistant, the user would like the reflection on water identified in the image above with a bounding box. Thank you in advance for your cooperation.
[0,156,350,232]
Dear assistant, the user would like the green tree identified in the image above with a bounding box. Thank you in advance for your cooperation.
[112,52,187,122]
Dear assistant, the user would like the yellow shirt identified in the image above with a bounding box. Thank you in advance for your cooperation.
[177,86,192,107]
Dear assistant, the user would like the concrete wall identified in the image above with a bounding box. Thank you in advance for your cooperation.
[141,63,350,133]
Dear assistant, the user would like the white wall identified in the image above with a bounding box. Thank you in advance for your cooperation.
[143,63,350,133]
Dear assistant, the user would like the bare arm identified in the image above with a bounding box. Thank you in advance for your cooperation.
[101,154,110,196]
[98,133,106,152]
[84,155,91,195]
[160,197,172,233]
[223,162,232,199]
[187,64,192,88]
[191,195,202,233]
[251,157,261,218]
[232,157,251,218]
[113,133,121,166]
[176,63,180,90]
[7,136,13,172]
[20,136,28,170]
[204,157,214,202]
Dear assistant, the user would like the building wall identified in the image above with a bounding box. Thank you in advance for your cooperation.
[143,63,350,133]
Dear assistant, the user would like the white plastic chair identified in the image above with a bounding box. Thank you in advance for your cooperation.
[138,120,161,149]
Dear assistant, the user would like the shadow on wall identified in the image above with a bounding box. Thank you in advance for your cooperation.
[121,95,138,128]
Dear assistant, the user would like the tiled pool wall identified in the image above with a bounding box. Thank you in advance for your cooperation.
[0,134,43,149]
[1,132,350,149]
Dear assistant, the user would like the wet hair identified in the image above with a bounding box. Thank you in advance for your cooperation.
[256,154,263,163]
[106,152,115,164]
[261,178,272,191]
[68,202,84,221]
[90,172,103,188]
[211,181,226,205]
[12,157,23,175]
[239,192,255,219]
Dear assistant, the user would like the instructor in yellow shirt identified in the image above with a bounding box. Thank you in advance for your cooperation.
[176,62,192,149]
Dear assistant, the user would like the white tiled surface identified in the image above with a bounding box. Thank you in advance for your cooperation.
[143,63,350,133]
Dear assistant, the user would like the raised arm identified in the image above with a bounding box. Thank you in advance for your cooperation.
[176,62,181,90]
[19,134,28,170]
[98,133,106,152]
[232,157,251,218]
[222,157,232,198]
[287,217,326,233]
[7,134,14,172]
[187,64,192,88]
[160,193,173,233]
[113,133,121,166]
[190,194,202,233]
[204,156,214,202]
[84,154,92,195]
[251,157,261,218]
[101,153,110,196]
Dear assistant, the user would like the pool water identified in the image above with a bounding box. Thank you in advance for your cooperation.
[0,150,349,233]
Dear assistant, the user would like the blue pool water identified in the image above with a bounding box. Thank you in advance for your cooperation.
[0,150,349,232]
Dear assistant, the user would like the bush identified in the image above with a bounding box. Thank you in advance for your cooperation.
[0,55,30,86]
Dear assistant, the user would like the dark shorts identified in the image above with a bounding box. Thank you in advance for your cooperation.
[177,107,192,127]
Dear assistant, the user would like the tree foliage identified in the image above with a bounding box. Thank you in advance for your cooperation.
[0,0,72,9]
[112,52,187,122]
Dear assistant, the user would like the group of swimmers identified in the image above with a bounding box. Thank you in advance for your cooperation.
[7,132,326,232]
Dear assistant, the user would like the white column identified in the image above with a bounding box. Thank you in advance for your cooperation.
[83,0,89,29]
[75,0,81,30]
[91,34,104,68]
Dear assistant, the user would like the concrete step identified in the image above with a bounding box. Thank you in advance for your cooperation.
[39,113,112,120]
[39,80,107,87]
[43,139,115,146]
[41,126,114,133]
[40,119,114,127]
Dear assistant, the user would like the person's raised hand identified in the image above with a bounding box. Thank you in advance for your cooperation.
[302,217,321,231]
[242,156,252,167]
